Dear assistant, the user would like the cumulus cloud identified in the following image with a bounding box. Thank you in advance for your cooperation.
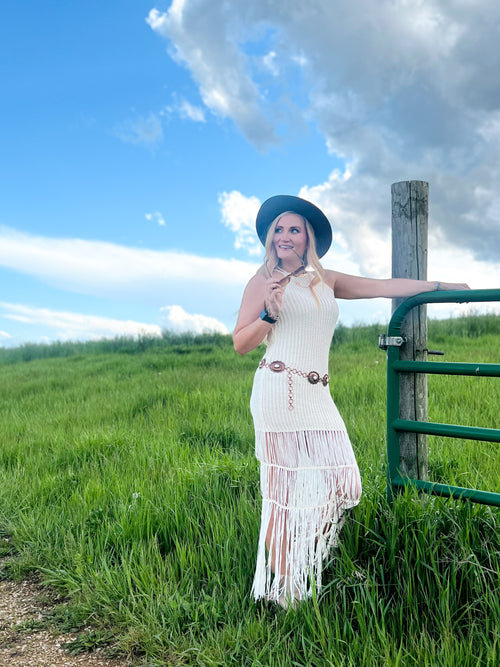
[148,0,500,271]
[160,304,229,334]
[219,190,262,256]
[0,302,162,341]
[146,5,277,147]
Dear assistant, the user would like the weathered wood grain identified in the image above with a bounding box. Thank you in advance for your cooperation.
[391,180,429,480]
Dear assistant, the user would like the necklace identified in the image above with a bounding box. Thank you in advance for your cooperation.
[276,266,313,287]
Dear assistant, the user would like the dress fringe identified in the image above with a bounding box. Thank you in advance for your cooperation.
[252,429,362,604]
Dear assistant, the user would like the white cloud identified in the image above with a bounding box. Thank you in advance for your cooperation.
[218,190,262,256]
[0,226,258,299]
[298,167,392,277]
[160,305,229,334]
[146,6,277,147]
[148,0,500,270]
[145,211,166,226]
[319,181,500,279]
[0,302,162,342]
[262,51,278,76]
[114,112,163,146]
[178,100,206,122]
[162,96,207,122]
[0,330,11,338]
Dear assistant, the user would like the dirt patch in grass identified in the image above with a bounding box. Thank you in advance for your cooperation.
[0,558,131,667]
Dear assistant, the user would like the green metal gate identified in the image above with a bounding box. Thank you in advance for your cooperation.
[384,288,500,506]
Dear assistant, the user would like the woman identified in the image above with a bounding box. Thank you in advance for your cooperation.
[233,195,469,608]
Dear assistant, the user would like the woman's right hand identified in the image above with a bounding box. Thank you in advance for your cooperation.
[233,271,286,355]
[264,276,285,320]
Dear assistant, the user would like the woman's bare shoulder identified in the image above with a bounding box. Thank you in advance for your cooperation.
[241,269,269,300]
[246,269,268,288]
[246,266,283,287]
[323,269,339,289]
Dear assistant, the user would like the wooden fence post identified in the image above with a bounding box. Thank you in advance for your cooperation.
[391,180,429,480]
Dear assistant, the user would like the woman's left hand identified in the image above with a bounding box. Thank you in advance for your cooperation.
[435,282,470,291]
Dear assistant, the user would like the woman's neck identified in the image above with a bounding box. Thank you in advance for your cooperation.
[279,258,305,273]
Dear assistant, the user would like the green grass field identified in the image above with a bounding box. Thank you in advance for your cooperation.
[0,317,499,666]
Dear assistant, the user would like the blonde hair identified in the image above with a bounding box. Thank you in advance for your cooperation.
[259,211,325,302]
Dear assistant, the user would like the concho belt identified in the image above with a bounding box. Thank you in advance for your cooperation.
[258,358,329,410]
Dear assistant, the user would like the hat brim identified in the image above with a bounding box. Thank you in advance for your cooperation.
[256,195,332,258]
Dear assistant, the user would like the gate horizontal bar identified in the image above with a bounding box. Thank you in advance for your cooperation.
[392,360,500,377]
[391,475,500,507]
[387,288,500,337]
[392,418,500,443]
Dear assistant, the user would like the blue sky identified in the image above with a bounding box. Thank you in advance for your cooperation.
[1,0,500,347]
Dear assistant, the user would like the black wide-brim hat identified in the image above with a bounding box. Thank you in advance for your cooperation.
[256,195,332,258]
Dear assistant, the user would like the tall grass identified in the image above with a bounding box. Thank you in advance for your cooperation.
[0,331,230,364]
[0,317,498,666]
[1,311,499,365]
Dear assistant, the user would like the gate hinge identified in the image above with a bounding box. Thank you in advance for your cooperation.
[378,334,406,350]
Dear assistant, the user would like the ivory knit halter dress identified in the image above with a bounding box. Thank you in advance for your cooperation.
[250,271,362,603]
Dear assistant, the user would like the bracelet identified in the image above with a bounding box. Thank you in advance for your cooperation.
[260,308,278,324]
[434,282,442,291]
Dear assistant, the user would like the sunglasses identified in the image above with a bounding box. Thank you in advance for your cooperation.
[276,265,307,286]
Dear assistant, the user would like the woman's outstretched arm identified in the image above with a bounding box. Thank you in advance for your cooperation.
[327,271,470,300]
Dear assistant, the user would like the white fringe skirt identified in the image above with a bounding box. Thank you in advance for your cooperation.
[252,429,362,604]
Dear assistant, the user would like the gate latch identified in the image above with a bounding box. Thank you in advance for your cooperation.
[378,334,405,350]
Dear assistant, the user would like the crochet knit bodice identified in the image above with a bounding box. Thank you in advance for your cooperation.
[250,272,345,432]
